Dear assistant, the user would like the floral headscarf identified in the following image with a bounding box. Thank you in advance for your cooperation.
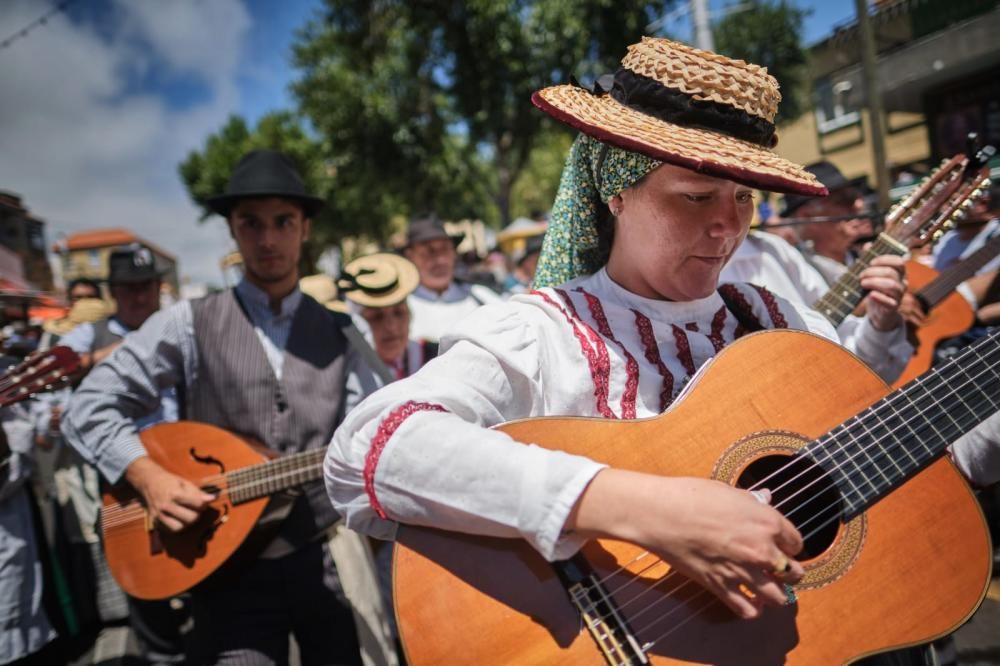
[532,135,660,288]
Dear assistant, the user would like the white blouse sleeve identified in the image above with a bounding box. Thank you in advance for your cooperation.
[835,315,913,385]
[325,304,606,561]
[950,411,1000,487]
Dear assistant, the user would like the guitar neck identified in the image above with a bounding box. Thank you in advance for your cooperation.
[225,448,326,503]
[813,233,909,327]
[804,328,999,519]
[919,233,1000,309]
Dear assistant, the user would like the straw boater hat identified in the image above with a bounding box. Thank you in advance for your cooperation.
[338,253,419,308]
[532,37,826,196]
[299,274,348,313]
[531,37,828,288]
[43,297,115,336]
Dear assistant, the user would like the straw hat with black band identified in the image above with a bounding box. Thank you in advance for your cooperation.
[339,253,420,309]
[531,37,827,288]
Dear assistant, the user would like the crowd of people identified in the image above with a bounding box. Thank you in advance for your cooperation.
[2,36,999,666]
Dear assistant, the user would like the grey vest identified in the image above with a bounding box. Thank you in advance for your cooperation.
[188,289,349,554]
[91,318,124,351]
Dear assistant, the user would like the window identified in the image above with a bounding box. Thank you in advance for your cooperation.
[814,78,860,134]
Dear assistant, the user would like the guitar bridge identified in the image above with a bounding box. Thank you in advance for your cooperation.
[555,556,649,666]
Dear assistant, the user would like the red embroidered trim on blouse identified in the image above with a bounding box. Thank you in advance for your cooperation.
[632,309,675,412]
[685,322,699,332]
[577,288,639,419]
[708,306,728,352]
[671,324,697,376]
[365,400,447,519]
[718,283,764,335]
[555,289,616,419]
[530,290,615,419]
[750,284,789,329]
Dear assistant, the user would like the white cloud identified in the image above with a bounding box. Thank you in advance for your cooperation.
[0,0,253,288]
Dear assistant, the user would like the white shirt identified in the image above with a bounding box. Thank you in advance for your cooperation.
[407,282,502,342]
[325,270,840,561]
[722,231,913,384]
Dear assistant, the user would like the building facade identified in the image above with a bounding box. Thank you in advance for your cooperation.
[0,191,54,291]
[775,0,1000,197]
[56,228,179,296]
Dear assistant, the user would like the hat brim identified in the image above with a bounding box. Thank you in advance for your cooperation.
[532,87,828,197]
[343,254,420,309]
[205,192,326,218]
[404,233,464,249]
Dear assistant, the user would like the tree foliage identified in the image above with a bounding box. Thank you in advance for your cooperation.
[290,0,671,231]
[712,0,810,124]
[181,2,812,247]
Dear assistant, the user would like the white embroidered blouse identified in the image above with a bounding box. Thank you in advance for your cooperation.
[325,270,842,560]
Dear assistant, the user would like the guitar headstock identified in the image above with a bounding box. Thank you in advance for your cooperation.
[883,137,995,248]
[0,346,82,408]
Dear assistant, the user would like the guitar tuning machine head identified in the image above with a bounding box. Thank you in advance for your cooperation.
[932,230,944,242]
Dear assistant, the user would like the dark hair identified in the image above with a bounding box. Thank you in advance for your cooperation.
[580,203,615,269]
[67,278,100,295]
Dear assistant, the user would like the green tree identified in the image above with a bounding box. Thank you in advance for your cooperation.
[291,0,672,229]
[713,0,810,124]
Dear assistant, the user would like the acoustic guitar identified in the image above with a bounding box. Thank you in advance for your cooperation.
[101,421,325,599]
[813,147,993,327]
[0,346,81,482]
[393,328,997,665]
[893,233,1000,388]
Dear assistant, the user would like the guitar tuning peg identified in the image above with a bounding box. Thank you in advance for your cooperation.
[982,178,992,189]
[932,230,944,242]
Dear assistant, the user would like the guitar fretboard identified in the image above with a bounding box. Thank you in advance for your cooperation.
[225,448,325,504]
[919,233,1000,309]
[804,329,999,519]
[813,233,909,327]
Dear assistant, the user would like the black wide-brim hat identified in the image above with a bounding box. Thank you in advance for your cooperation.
[404,214,464,248]
[205,149,325,218]
[781,160,868,216]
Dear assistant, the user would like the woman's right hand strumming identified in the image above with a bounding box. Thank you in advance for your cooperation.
[125,456,216,532]
[565,468,805,619]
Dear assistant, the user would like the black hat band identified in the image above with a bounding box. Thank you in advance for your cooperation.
[337,268,399,296]
[574,68,777,148]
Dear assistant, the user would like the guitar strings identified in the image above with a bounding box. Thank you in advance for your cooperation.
[592,334,998,595]
[566,341,999,646]
[98,448,325,523]
[99,462,326,528]
[621,386,995,650]
[612,371,998,649]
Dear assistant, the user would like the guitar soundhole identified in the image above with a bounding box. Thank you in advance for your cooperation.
[736,454,841,560]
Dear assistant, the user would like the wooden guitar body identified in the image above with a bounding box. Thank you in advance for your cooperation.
[893,261,976,389]
[394,331,991,665]
[102,422,270,600]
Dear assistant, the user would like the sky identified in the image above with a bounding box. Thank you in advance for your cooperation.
[0,0,858,289]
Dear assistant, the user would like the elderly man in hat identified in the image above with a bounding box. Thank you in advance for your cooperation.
[782,161,874,285]
[403,213,501,343]
[325,37,1000,664]
[63,149,381,665]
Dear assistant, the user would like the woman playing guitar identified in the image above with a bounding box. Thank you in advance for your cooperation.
[324,39,1000,666]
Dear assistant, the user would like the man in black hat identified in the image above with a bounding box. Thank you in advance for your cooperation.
[403,213,500,343]
[782,161,873,286]
[61,243,165,374]
[63,150,381,665]
[47,242,180,664]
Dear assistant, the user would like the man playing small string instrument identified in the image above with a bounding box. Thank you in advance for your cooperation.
[63,150,381,665]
